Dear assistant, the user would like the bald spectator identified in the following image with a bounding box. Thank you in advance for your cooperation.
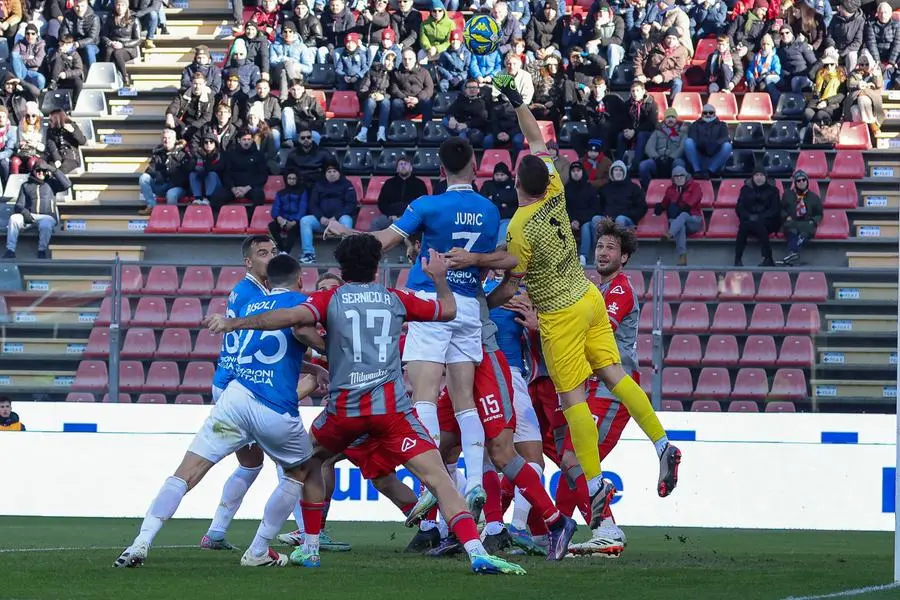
[373,156,427,230]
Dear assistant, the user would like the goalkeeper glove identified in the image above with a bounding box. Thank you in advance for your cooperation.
[492,73,523,108]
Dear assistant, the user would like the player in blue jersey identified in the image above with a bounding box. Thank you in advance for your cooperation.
[324,137,516,518]
[115,255,329,569]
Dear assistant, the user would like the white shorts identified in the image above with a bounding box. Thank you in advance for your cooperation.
[188,381,313,469]
[403,291,483,364]
[510,367,541,444]
[211,385,224,404]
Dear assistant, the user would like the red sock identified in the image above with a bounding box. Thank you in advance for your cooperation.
[425,506,439,521]
[320,500,331,530]
[448,511,480,545]
[512,464,560,526]
[574,474,590,524]
[400,502,416,517]
[500,476,515,514]
[555,479,577,518]
[527,507,549,536]
[300,501,325,536]
[482,470,503,524]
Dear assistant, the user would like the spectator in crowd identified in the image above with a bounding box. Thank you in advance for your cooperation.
[529,54,566,123]
[181,46,223,95]
[11,24,46,91]
[640,107,687,188]
[734,166,780,266]
[0,74,38,126]
[165,71,214,142]
[12,103,43,175]
[45,109,86,174]
[470,44,503,86]
[0,107,16,188]
[189,134,226,206]
[359,0,392,48]
[494,1,523,55]
[373,155,427,230]
[843,50,885,137]
[565,46,607,85]
[653,0,693,56]
[526,1,562,63]
[44,0,68,46]
[270,21,314,97]
[355,51,395,143]
[653,165,703,265]
[246,102,280,174]
[0,0,22,46]
[584,2,626,78]
[4,161,70,259]
[690,0,727,39]
[564,161,600,265]
[215,72,249,127]
[282,76,326,147]
[419,0,453,64]
[484,95,524,154]
[634,27,688,97]
[598,158,647,230]
[0,397,25,430]
[220,128,268,207]
[101,0,141,88]
[299,160,356,263]
[684,103,732,178]
[492,52,535,105]
[546,141,571,184]
[391,0,422,51]
[291,1,328,63]
[133,0,166,49]
[285,123,335,188]
[745,33,781,100]
[436,30,470,92]
[225,38,262,95]
[727,0,771,51]
[806,0,834,28]
[827,0,864,71]
[865,2,900,88]
[251,78,282,147]
[335,32,371,91]
[785,1,827,53]
[508,0,531,27]
[322,0,358,55]
[138,129,189,215]
[805,47,846,122]
[445,78,490,146]
[193,102,237,155]
[562,13,586,54]
[479,161,517,241]
[615,80,657,172]
[777,24,817,93]
[579,74,626,149]
[241,22,272,77]
[48,35,85,102]
[268,171,308,253]
[581,137,612,189]
[246,0,280,42]
[62,0,101,68]
[706,35,742,93]
[780,169,823,265]
[389,48,435,122]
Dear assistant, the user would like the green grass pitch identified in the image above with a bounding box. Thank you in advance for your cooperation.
[0,517,895,600]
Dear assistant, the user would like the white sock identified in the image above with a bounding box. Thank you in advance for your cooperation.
[484,521,504,536]
[357,126,368,137]
[303,533,320,554]
[464,539,487,558]
[587,475,602,496]
[437,514,449,539]
[419,519,437,532]
[207,465,262,538]
[455,409,485,493]
[277,464,304,531]
[248,476,303,557]
[135,476,187,547]
[453,465,466,493]
[414,401,440,445]
[655,436,670,458]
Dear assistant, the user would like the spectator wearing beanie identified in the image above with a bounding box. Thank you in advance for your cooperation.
[335,32,370,91]
[268,171,308,254]
[654,165,703,265]
[480,161,517,241]
[371,27,403,69]
[734,166,781,266]
[564,161,600,265]
[419,0,453,63]
[634,26,688,97]
[241,21,271,76]
[804,48,847,122]
[780,169,822,265]
[827,0,865,72]
[285,123,336,188]
[526,1,562,63]
[189,134,226,205]
[11,24,46,90]
[484,94,525,155]
[270,21,315,98]
[684,103,732,178]
[598,159,647,231]
[436,30,471,92]
[373,155,426,231]
[215,72,249,127]
[4,161,69,260]
[299,160,356,263]
[181,46,223,94]
[581,138,613,189]
[640,107,688,188]
[727,0,771,52]
[224,38,262,95]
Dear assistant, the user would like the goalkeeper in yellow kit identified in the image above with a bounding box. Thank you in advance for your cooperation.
[447,73,682,529]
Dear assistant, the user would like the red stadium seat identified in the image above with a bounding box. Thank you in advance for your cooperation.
[132,296,168,327]
[648,91,668,116]
[792,271,827,302]
[181,361,215,392]
[769,368,807,400]
[682,270,717,301]
[638,366,653,395]
[665,334,701,366]
[694,367,732,399]
[96,297,131,326]
[695,179,715,208]
[732,368,768,400]
[637,333,653,365]
[355,206,382,232]
[835,121,871,149]
[248,205,272,234]
[364,175,388,204]
[193,329,223,359]
[624,270,646,299]
[477,150,512,177]
[346,175,364,201]
[329,91,360,118]
[662,367,693,399]
[66,392,96,402]
[119,360,146,392]
[638,302,673,332]
[703,334,740,366]
[728,400,760,413]
[137,393,167,404]
[672,92,702,121]
[706,209,739,237]
[157,328,192,359]
[144,265,178,295]
[214,205,249,234]
[647,270,682,300]
[740,335,776,366]
[719,271,755,300]
[179,266,214,295]
[309,89,327,113]
[120,265,144,295]
[823,181,858,209]
[644,179,670,206]
[692,37,716,65]
[691,400,721,412]
[816,210,849,239]
[714,179,742,208]
[785,303,820,334]
[737,92,773,121]
[205,297,227,318]
[144,361,181,392]
[214,267,245,295]
[72,360,108,391]
[829,150,865,179]
[672,302,709,333]
[707,92,738,121]
[145,205,181,233]
[636,212,669,238]
[179,204,214,233]
[748,303,785,333]
[175,394,205,404]
[121,328,157,358]
[778,335,814,367]
[794,150,829,179]
[662,399,684,411]
[756,271,792,301]
[263,175,284,203]
[711,302,747,333]
[766,401,796,413]
[84,327,110,358]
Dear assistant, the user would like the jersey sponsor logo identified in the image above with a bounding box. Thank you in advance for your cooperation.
[348,368,389,387]
[401,437,417,452]
[610,285,625,295]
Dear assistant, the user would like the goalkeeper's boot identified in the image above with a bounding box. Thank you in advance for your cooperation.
[465,484,487,524]
[545,514,577,561]
[289,546,321,568]
[320,530,351,552]
[404,489,438,527]
[405,526,441,552]
[113,542,148,568]
[588,478,617,529]
[658,443,682,498]
[568,520,626,558]
[471,554,527,575]
[276,529,304,547]
[240,548,288,567]
[200,534,238,550]
[507,525,548,556]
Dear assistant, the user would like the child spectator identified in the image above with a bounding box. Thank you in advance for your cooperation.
[335,32,370,90]
[653,166,703,265]
[355,52,395,143]
[436,30,470,91]
[268,171,308,254]
[581,138,613,189]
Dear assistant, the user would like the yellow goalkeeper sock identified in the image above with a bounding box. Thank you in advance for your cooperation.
[611,375,667,443]
[562,403,601,481]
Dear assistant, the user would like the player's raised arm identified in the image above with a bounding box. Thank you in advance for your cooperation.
[203,304,316,334]
[492,73,547,154]
[322,219,406,251]
[421,248,457,321]
[444,247,518,271]
[486,271,520,309]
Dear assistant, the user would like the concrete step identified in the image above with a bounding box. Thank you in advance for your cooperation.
[49,244,146,261]
[845,252,898,268]
[61,214,148,233]
[832,281,898,302]
[2,337,89,356]
[812,379,896,401]
[0,370,77,389]
[819,347,897,367]
[824,313,897,333]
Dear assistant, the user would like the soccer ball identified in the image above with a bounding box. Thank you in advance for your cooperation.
[463,15,501,55]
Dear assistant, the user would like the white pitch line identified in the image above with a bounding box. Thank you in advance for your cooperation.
[782,582,900,600]
[0,544,195,554]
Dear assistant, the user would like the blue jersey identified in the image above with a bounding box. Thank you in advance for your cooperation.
[484,279,525,371]
[232,289,309,417]
[391,185,500,297]
[212,274,268,390]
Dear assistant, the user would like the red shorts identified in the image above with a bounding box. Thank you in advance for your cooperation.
[437,349,516,440]
[344,435,398,480]
[312,409,436,470]
[529,376,562,466]
[561,377,634,460]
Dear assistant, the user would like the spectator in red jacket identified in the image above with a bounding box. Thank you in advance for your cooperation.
[653,165,703,265]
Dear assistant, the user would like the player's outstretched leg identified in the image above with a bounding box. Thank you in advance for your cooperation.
[289,459,327,568]
[202,444,264,550]
[239,474,303,567]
